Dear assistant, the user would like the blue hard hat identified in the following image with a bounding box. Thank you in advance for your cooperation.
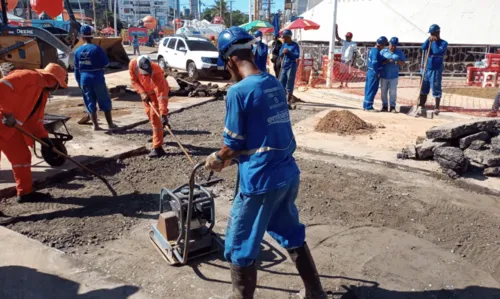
[390,37,399,46]
[254,30,263,38]
[282,29,292,37]
[217,26,255,67]
[80,25,92,37]
[377,36,388,45]
[429,24,440,33]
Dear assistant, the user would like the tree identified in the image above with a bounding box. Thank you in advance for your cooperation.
[202,0,249,26]
[97,11,124,32]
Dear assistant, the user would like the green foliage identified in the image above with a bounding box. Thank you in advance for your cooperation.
[202,0,249,26]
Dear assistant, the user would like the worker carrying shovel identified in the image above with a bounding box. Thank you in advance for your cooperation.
[419,24,448,116]
[205,26,327,299]
[0,63,68,223]
[129,55,170,158]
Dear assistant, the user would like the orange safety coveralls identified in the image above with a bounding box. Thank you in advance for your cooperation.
[129,59,169,149]
[0,70,53,196]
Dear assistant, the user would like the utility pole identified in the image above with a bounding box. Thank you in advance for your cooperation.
[113,0,118,36]
[26,0,32,20]
[326,0,338,88]
[219,0,222,17]
[92,0,97,34]
[228,0,234,26]
[248,0,252,22]
[253,0,259,21]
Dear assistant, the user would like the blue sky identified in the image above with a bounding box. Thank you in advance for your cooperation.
[201,0,285,14]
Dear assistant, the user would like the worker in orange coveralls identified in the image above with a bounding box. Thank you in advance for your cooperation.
[129,55,170,158]
[0,63,68,223]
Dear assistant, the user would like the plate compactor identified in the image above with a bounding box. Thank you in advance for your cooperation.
[150,163,222,265]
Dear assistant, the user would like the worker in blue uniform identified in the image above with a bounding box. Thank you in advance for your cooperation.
[420,24,448,116]
[252,30,268,73]
[380,37,407,112]
[363,36,390,112]
[279,29,300,109]
[206,26,327,299]
[74,25,117,130]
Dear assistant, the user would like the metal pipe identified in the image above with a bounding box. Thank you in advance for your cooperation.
[1,0,8,26]
[114,0,118,36]
[326,0,338,88]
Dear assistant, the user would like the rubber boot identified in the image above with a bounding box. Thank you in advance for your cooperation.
[229,263,257,299]
[434,97,441,116]
[288,93,296,110]
[104,111,118,129]
[148,147,166,158]
[288,243,327,299]
[418,94,428,107]
[90,112,101,131]
[16,191,52,204]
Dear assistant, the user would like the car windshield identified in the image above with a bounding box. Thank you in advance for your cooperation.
[186,40,217,52]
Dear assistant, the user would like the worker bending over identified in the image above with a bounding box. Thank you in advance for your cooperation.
[129,55,170,158]
[252,30,268,73]
[0,63,68,223]
[363,36,390,112]
[206,26,326,299]
[74,25,117,130]
[420,24,448,116]
[279,29,300,109]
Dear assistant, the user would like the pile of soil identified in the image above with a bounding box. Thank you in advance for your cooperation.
[315,110,374,135]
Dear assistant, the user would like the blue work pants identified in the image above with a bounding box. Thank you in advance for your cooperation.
[280,64,297,94]
[363,70,380,110]
[493,89,500,111]
[421,67,443,98]
[82,82,112,113]
[224,175,305,267]
[380,78,398,108]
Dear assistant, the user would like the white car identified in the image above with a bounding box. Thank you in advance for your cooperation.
[157,35,230,80]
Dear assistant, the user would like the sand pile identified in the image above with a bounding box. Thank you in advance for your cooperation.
[315,110,374,135]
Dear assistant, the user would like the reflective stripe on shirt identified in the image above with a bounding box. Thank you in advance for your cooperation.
[0,79,14,90]
[241,137,295,156]
[224,127,245,140]
[12,164,31,168]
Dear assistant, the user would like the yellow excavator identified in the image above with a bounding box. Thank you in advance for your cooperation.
[0,0,129,77]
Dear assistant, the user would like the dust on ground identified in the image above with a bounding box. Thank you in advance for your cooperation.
[315,110,375,135]
[443,87,498,99]
[1,101,500,297]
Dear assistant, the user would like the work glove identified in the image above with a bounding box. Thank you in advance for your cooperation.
[161,115,170,129]
[205,152,233,172]
[140,93,150,102]
[2,113,16,128]
[429,36,438,42]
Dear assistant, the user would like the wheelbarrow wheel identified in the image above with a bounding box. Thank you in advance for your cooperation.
[42,139,67,167]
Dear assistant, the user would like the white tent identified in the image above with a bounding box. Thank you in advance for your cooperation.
[300,0,500,45]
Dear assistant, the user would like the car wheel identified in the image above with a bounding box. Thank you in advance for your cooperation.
[187,61,199,80]
[158,57,167,70]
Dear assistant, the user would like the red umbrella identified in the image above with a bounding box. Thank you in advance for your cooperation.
[280,18,320,32]
[258,27,274,34]
[101,27,115,34]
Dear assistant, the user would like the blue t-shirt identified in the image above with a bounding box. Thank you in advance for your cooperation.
[253,41,269,73]
[380,48,407,80]
[367,47,387,75]
[132,37,139,47]
[224,72,300,195]
[421,39,448,71]
[279,41,300,70]
[74,43,109,85]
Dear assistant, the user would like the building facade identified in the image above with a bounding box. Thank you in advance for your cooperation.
[189,0,199,19]
[119,0,177,27]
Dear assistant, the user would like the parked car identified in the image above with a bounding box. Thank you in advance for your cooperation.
[157,35,230,80]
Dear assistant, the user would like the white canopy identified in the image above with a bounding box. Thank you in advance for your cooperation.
[300,0,500,45]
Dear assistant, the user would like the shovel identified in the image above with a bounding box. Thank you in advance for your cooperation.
[14,124,118,197]
[407,41,432,117]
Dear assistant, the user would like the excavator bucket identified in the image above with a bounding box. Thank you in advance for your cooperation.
[73,37,129,66]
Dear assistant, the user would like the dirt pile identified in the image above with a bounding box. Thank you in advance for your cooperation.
[315,110,374,135]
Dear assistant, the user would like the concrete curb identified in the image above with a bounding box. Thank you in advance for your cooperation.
[0,147,148,200]
[297,146,500,196]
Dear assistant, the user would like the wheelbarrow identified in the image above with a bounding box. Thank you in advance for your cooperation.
[33,114,73,167]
